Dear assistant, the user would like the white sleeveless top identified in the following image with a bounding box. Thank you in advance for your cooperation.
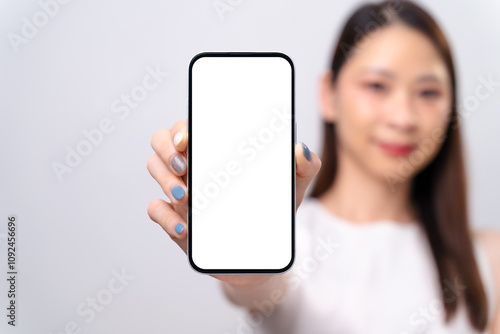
[251,196,497,334]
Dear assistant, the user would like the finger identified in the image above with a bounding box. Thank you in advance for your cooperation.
[295,141,321,180]
[150,128,187,177]
[172,202,187,223]
[147,199,187,252]
[147,153,188,207]
[171,118,188,153]
[295,142,322,208]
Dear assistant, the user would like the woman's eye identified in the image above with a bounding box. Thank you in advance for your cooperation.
[421,90,439,98]
[367,82,385,92]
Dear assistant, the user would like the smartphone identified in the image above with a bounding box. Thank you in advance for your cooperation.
[187,52,295,274]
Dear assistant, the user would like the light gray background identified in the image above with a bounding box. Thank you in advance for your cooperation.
[0,0,499,333]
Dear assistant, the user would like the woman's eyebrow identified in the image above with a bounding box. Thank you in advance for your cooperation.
[359,67,443,84]
[415,73,442,84]
[359,67,395,78]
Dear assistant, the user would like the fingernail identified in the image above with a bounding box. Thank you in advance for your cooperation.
[171,185,185,200]
[175,223,184,235]
[302,142,311,161]
[171,154,186,174]
[173,132,183,146]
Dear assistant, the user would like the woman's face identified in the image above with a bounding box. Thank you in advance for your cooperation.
[322,23,452,187]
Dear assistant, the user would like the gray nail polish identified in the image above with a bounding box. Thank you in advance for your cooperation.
[171,154,186,174]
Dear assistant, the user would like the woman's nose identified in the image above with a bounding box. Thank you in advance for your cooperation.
[385,92,417,132]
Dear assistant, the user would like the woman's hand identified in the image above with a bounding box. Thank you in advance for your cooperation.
[146,118,321,289]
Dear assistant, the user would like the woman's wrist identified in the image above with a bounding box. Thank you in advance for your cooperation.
[221,274,288,310]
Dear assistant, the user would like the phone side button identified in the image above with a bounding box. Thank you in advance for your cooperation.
[294,121,297,143]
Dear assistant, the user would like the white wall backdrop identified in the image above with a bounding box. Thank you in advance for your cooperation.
[1,0,499,333]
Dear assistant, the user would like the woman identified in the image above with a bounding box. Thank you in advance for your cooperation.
[146,1,499,332]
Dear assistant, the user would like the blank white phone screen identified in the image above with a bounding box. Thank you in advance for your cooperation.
[189,54,294,272]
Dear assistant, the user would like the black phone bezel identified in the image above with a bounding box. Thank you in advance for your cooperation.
[187,52,295,275]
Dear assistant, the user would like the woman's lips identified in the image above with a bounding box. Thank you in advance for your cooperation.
[376,141,416,156]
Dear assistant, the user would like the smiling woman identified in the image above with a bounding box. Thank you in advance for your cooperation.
[305,0,498,332]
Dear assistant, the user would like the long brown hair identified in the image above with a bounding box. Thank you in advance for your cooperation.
[309,0,488,330]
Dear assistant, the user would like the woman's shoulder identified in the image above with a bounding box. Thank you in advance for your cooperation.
[475,228,500,250]
[473,229,500,332]
[474,229,500,279]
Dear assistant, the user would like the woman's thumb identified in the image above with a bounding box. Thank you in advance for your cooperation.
[295,142,322,209]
